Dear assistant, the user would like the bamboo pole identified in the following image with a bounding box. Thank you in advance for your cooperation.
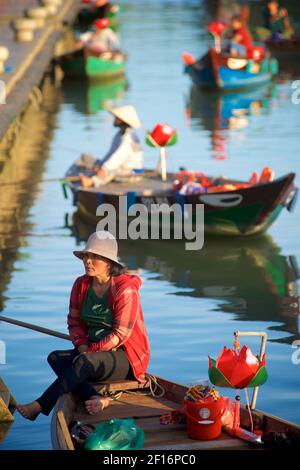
[0,315,71,341]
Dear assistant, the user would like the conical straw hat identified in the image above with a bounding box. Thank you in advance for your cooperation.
[109,105,141,129]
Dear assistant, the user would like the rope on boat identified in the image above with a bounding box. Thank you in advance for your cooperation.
[101,374,166,405]
[147,374,166,398]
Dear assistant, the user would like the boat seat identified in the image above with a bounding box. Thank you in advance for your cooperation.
[92,378,151,396]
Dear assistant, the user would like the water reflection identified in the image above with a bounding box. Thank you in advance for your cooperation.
[0,76,60,312]
[70,213,300,344]
[0,422,13,446]
[62,77,128,115]
[186,84,276,160]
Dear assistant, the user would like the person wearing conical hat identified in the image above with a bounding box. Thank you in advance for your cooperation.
[80,105,143,188]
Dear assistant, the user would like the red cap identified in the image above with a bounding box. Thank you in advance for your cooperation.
[93,18,110,29]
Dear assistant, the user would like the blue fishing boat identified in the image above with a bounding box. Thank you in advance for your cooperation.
[184,48,278,91]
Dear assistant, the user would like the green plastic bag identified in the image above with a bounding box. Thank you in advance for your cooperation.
[84,418,144,451]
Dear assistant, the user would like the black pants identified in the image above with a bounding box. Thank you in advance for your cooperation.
[36,348,132,416]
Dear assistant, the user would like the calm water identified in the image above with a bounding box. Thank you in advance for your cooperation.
[1,0,300,449]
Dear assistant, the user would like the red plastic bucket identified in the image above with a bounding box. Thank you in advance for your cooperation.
[184,396,224,440]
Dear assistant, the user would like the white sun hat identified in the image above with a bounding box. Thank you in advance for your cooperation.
[73,231,123,268]
[109,105,142,129]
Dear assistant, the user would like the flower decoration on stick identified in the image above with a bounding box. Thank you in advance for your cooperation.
[207,21,228,53]
[208,345,267,389]
[208,332,268,439]
[146,123,178,181]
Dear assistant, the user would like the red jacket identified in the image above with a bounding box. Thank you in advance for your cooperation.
[67,274,150,382]
[233,26,253,50]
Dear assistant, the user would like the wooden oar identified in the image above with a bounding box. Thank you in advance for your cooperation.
[0,176,80,188]
[0,315,71,341]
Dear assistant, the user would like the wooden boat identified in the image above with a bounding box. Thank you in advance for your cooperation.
[184,48,278,91]
[254,29,300,61]
[64,159,297,237]
[51,375,300,450]
[264,37,300,60]
[60,48,126,81]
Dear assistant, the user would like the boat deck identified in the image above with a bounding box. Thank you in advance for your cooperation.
[73,390,251,450]
[78,176,174,196]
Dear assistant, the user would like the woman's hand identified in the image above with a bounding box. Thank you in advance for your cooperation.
[96,168,107,179]
[78,345,89,354]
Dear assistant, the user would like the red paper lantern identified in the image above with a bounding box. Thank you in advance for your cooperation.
[93,18,110,30]
[208,21,227,36]
[150,123,176,147]
[247,46,265,61]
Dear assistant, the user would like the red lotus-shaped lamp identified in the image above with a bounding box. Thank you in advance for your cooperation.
[208,345,267,389]
[208,332,268,438]
[208,22,228,53]
[146,123,178,181]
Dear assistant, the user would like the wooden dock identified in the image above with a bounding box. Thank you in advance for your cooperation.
[0,0,81,141]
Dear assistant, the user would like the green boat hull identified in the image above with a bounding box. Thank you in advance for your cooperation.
[76,201,285,237]
[201,203,285,236]
[61,54,125,81]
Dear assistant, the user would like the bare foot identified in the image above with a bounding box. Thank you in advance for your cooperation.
[79,173,94,188]
[85,395,110,415]
[16,401,42,421]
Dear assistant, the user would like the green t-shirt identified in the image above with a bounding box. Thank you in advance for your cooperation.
[81,286,113,343]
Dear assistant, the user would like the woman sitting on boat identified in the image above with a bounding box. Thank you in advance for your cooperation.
[17,231,150,420]
[261,1,294,39]
[228,15,253,57]
[80,105,143,188]
[76,17,120,53]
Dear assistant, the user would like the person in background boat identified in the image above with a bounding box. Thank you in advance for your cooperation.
[79,105,143,188]
[76,18,120,53]
[93,0,111,18]
[17,231,150,421]
[93,0,119,19]
[228,15,253,57]
[262,1,294,39]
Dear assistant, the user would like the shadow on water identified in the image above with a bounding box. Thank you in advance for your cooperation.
[69,212,300,345]
[0,76,61,312]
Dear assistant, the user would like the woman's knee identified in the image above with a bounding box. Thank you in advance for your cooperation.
[72,353,94,377]
[47,350,59,367]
